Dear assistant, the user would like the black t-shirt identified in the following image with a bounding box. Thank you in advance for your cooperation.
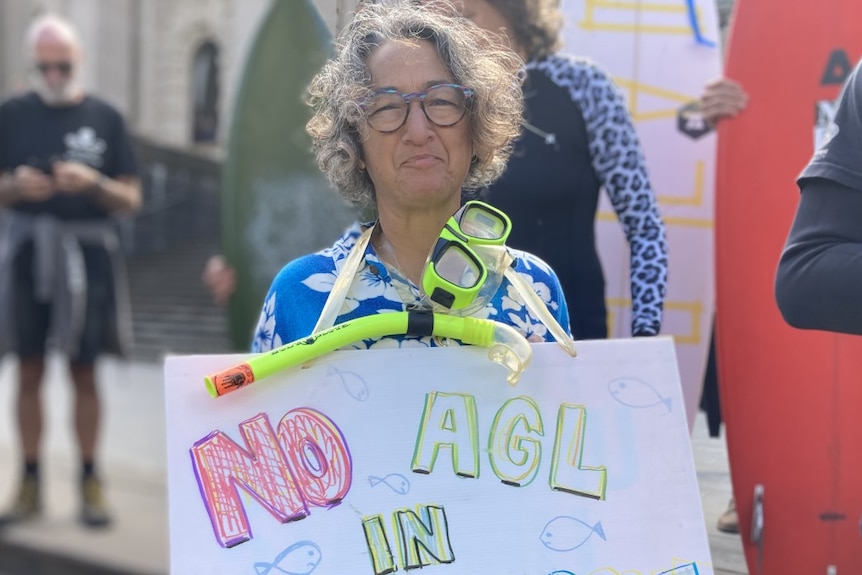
[799,58,862,191]
[0,91,138,220]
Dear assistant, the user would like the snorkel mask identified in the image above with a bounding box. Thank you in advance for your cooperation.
[420,201,577,357]
[421,201,511,314]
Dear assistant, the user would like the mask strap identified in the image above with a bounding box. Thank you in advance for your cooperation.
[311,224,375,335]
[503,265,578,357]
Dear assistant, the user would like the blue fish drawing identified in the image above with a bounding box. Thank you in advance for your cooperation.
[548,571,576,575]
[658,563,699,575]
[328,366,369,401]
[608,377,672,412]
[539,516,606,552]
[368,473,411,495]
[254,541,322,575]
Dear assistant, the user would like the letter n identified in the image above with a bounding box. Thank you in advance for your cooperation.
[190,413,308,547]
[395,505,455,569]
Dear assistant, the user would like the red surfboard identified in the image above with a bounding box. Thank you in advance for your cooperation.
[716,1,862,573]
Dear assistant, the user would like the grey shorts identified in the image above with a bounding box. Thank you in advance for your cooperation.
[13,240,115,365]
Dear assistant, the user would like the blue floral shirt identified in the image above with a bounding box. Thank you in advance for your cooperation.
[251,223,571,352]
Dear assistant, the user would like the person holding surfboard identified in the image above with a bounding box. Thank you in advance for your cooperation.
[697,75,749,535]
[249,1,573,352]
[775,58,862,335]
[444,0,668,340]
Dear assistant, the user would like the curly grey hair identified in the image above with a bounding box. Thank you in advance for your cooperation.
[306,1,524,208]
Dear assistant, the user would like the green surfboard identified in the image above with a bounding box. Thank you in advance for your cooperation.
[222,0,359,349]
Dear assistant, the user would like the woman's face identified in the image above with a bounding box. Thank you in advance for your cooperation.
[456,0,519,55]
[362,39,472,214]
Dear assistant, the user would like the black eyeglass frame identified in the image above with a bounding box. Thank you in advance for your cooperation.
[35,62,73,75]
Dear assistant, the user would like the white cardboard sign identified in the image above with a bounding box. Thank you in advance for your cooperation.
[165,338,712,575]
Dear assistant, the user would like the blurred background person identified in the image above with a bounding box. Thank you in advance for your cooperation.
[775,57,862,334]
[0,13,141,528]
[453,0,668,340]
[697,75,749,535]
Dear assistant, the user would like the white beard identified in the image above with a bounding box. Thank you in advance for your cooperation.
[30,71,82,106]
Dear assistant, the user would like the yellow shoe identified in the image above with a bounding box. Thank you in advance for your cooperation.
[80,475,112,528]
[0,475,42,526]
[716,497,739,534]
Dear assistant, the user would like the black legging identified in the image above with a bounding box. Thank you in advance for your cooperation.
[775,177,862,335]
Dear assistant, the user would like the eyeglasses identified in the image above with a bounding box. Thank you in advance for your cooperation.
[36,62,73,75]
[422,201,512,310]
[363,83,474,133]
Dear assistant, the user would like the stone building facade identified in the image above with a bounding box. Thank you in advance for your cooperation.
[0,0,362,155]
[0,0,734,156]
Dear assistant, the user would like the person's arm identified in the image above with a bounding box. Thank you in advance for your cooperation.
[577,60,668,336]
[93,173,142,214]
[104,109,143,213]
[0,172,13,203]
[53,104,143,214]
[52,160,142,213]
[251,255,329,352]
[699,77,748,126]
[0,165,55,206]
[776,59,862,334]
[775,178,862,335]
[0,103,55,206]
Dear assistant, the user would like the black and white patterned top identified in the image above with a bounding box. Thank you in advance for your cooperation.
[481,54,668,338]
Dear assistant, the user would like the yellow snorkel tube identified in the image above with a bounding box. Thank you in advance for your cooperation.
[205,200,576,398]
[205,310,532,397]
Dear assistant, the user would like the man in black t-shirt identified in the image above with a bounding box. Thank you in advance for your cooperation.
[776,58,862,335]
[0,13,140,528]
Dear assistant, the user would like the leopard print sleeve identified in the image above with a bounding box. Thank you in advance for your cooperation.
[533,55,669,336]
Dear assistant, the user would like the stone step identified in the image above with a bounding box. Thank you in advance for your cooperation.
[133,320,229,337]
[125,234,229,358]
[130,304,224,317]
[131,326,232,347]
[132,326,230,343]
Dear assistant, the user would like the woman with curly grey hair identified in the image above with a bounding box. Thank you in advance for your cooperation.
[250,1,572,352]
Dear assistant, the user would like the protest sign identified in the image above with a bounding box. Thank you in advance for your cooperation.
[165,338,712,574]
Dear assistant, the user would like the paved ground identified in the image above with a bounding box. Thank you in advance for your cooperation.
[0,354,747,575]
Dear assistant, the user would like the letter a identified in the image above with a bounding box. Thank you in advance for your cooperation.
[411,393,479,478]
